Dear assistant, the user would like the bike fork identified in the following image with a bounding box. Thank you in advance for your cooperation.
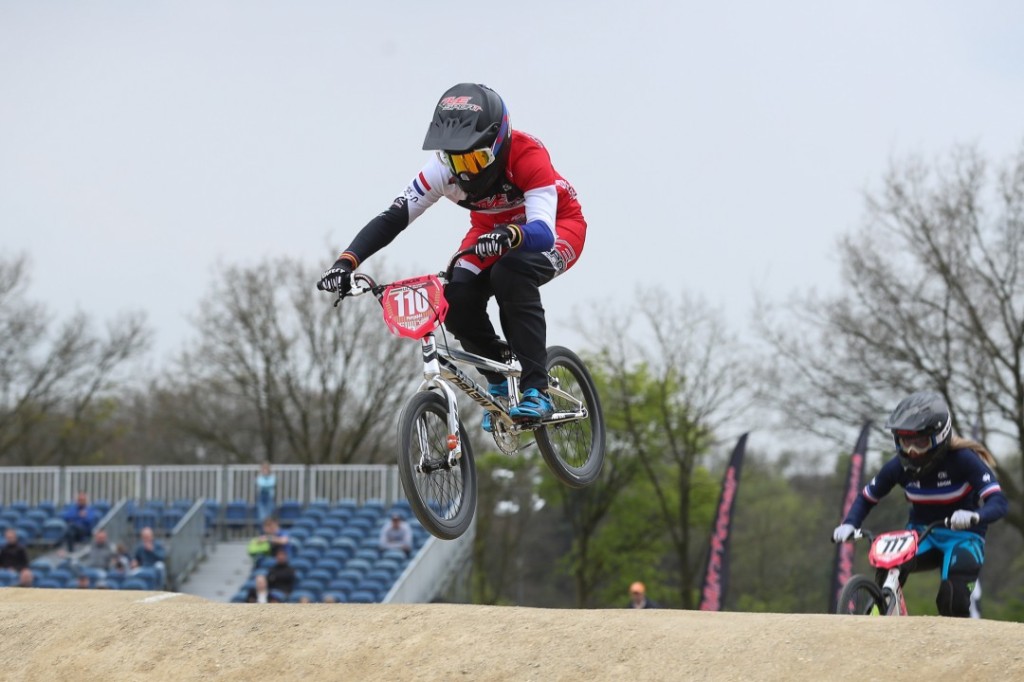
[419,334,462,468]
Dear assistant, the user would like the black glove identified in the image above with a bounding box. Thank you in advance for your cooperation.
[316,259,353,293]
[473,225,523,259]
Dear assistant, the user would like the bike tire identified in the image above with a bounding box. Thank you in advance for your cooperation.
[835,575,886,615]
[397,390,477,540]
[534,345,606,488]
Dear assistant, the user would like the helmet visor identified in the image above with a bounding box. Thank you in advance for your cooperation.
[438,147,497,180]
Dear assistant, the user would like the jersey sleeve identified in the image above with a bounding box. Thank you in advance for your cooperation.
[336,157,447,268]
[843,457,902,526]
[960,450,1008,524]
[509,139,557,251]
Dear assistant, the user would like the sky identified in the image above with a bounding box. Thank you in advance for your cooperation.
[3,1,1024,399]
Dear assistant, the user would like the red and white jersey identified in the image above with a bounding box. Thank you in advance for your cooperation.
[402,130,585,241]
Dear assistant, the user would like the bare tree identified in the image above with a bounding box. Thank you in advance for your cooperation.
[575,287,752,607]
[756,142,1024,528]
[0,254,151,465]
[163,255,418,464]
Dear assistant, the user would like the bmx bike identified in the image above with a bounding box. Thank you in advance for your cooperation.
[834,518,951,616]
[335,249,606,540]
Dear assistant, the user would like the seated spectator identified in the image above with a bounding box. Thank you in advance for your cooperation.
[247,517,290,563]
[16,567,34,588]
[61,491,100,551]
[0,528,29,572]
[130,526,167,589]
[266,547,296,597]
[245,573,279,604]
[80,528,118,577]
[109,543,132,577]
[379,512,413,557]
[75,573,91,589]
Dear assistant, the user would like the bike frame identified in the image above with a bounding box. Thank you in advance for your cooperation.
[344,255,589,465]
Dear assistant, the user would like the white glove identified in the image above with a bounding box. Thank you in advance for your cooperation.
[832,523,856,543]
[949,510,980,530]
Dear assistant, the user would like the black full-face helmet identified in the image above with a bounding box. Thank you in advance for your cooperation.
[422,83,511,198]
[884,391,953,478]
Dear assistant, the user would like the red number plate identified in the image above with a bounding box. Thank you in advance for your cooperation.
[380,275,449,339]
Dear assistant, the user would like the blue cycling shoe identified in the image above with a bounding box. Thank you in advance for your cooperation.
[481,382,509,433]
[509,388,554,421]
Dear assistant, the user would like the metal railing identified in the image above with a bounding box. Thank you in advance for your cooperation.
[165,499,207,591]
[0,464,404,506]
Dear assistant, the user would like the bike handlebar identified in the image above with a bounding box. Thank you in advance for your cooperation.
[845,517,952,544]
[334,249,476,305]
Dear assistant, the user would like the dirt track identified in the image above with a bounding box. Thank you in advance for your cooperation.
[1,589,1022,681]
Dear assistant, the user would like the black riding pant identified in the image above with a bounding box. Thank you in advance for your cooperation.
[443,250,556,392]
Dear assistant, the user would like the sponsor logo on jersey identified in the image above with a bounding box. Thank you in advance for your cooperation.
[438,96,482,112]
[403,186,419,203]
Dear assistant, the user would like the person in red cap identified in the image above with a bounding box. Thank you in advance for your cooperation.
[627,581,657,609]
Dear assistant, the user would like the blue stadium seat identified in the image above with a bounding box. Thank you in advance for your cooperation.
[93,500,112,518]
[381,549,408,564]
[307,499,330,515]
[25,509,49,525]
[296,580,324,597]
[336,569,364,584]
[287,527,311,544]
[373,559,401,578]
[15,520,39,542]
[120,577,149,590]
[289,557,313,578]
[172,498,194,511]
[224,500,253,529]
[321,591,347,603]
[355,548,380,563]
[362,499,385,515]
[327,577,356,595]
[0,569,17,586]
[348,517,373,533]
[36,501,57,517]
[277,500,303,526]
[324,546,354,564]
[339,527,364,542]
[40,518,67,545]
[161,509,185,534]
[304,536,330,553]
[347,589,376,603]
[333,499,358,515]
[133,509,159,533]
[344,558,371,575]
[36,578,63,589]
[315,558,342,575]
[289,589,318,603]
[29,559,52,576]
[231,590,249,603]
[326,507,353,523]
[9,501,29,515]
[306,568,333,585]
[364,568,393,585]
[49,568,74,585]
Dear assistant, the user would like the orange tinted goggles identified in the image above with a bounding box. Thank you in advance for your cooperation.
[439,147,497,178]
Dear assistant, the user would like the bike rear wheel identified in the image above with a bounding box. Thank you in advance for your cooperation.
[535,345,606,488]
[835,575,886,615]
[397,391,477,540]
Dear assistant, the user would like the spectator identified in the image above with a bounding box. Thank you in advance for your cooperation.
[0,528,29,572]
[61,491,100,551]
[379,512,413,557]
[109,543,132,577]
[16,567,34,588]
[246,573,279,604]
[255,461,277,524]
[247,517,290,563]
[81,528,117,576]
[75,573,91,589]
[130,526,167,589]
[627,582,657,609]
[266,547,296,597]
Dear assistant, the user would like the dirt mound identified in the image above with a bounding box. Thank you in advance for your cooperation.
[1,589,1022,681]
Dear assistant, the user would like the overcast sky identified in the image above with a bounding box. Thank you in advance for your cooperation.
[3,1,1024,386]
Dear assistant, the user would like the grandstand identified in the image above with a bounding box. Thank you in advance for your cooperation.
[0,464,473,602]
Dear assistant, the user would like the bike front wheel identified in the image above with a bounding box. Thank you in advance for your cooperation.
[835,575,886,615]
[535,345,606,488]
[397,390,477,540]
